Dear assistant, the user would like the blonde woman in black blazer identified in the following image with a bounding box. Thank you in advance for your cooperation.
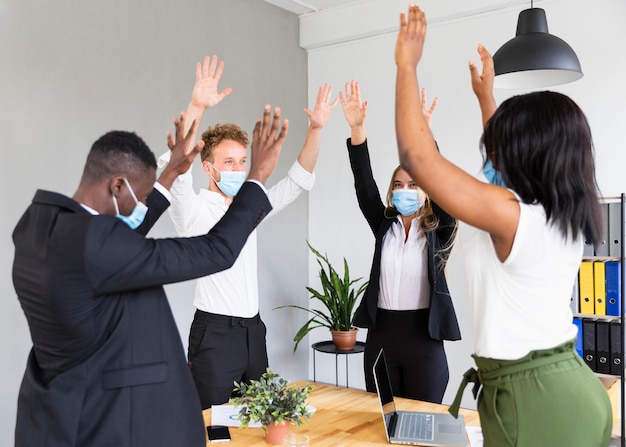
[339,81,460,403]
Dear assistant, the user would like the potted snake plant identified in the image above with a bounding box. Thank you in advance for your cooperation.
[276,241,368,352]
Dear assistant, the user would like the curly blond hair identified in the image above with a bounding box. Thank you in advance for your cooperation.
[200,123,249,162]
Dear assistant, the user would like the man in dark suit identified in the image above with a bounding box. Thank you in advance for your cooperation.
[11,102,288,447]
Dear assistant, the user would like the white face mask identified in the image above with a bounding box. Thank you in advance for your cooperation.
[112,178,148,229]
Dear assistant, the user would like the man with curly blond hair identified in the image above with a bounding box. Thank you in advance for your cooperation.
[159,55,338,408]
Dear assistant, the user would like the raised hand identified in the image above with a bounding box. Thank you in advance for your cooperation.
[469,44,495,102]
[190,55,232,111]
[339,80,368,129]
[468,44,497,127]
[158,112,205,190]
[395,5,427,69]
[247,106,289,185]
[420,88,438,128]
[304,83,339,130]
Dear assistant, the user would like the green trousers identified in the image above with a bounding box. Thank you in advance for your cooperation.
[450,339,612,447]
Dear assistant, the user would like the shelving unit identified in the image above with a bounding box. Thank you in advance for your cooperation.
[619,193,626,447]
[574,194,625,446]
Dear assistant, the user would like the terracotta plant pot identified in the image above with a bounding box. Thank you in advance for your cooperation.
[330,328,358,351]
[265,421,290,445]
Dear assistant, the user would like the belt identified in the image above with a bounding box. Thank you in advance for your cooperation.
[194,310,261,328]
[448,350,576,418]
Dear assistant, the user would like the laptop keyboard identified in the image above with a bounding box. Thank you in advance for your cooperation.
[397,413,434,440]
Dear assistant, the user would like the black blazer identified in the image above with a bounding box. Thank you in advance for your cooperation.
[12,182,271,447]
[348,140,461,341]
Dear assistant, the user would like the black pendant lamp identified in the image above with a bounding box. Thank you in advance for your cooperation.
[493,2,583,89]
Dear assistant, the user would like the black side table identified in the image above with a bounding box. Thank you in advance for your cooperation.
[312,340,366,388]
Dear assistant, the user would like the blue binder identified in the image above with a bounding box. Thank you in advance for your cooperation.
[573,317,583,358]
[605,261,622,317]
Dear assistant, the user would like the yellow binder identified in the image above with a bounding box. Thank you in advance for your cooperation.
[593,261,607,315]
[578,261,595,314]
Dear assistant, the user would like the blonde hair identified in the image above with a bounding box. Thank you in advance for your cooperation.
[200,123,249,162]
[385,165,439,233]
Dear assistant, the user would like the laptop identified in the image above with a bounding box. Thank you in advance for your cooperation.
[373,348,467,447]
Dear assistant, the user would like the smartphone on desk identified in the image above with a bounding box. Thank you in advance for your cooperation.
[208,425,231,442]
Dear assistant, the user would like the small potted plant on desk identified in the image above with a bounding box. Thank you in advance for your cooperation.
[277,241,368,352]
[232,368,314,445]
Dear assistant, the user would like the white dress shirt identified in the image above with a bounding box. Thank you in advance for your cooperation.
[161,156,315,317]
[378,216,430,310]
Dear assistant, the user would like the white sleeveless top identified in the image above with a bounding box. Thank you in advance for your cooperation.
[447,199,581,360]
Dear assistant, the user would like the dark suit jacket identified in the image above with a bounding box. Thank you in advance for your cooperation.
[347,140,461,341]
[12,181,271,447]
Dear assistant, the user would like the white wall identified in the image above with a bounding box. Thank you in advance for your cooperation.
[303,0,626,409]
[0,0,310,444]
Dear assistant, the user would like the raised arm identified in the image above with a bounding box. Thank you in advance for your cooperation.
[394,5,518,261]
[339,80,384,232]
[339,80,368,145]
[469,44,497,129]
[183,55,232,139]
[247,105,288,186]
[158,113,204,190]
[296,83,339,172]
[420,88,438,128]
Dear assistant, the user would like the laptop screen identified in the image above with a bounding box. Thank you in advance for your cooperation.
[373,349,397,428]
[373,348,468,447]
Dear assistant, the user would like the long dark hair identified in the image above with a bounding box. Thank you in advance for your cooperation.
[481,91,602,244]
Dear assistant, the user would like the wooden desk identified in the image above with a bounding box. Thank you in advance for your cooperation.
[202,381,480,446]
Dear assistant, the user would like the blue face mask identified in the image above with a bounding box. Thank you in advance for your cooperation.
[112,178,148,230]
[483,159,507,188]
[391,189,422,216]
[216,170,246,197]
[208,162,246,197]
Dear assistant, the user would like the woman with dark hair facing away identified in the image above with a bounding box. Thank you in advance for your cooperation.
[339,80,460,403]
[394,5,611,447]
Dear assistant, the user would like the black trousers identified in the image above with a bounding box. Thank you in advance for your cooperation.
[188,310,268,409]
[363,308,449,403]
